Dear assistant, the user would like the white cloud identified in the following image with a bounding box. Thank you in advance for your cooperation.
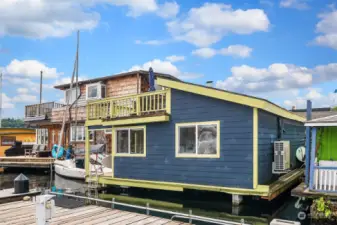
[284,88,337,109]
[192,48,217,59]
[216,63,313,93]
[215,62,337,95]
[17,88,29,95]
[135,40,170,45]
[3,59,62,78]
[313,9,337,50]
[2,93,14,109]
[0,0,179,39]
[260,0,274,7]
[157,2,179,19]
[54,76,87,86]
[167,3,270,47]
[0,0,99,39]
[280,0,309,10]
[165,55,185,62]
[193,45,253,59]
[128,59,203,80]
[12,94,38,103]
[219,45,253,58]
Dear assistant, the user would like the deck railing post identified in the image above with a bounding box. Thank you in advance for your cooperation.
[136,96,141,116]
[146,203,150,215]
[189,209,192,224]
[112,198,115,209]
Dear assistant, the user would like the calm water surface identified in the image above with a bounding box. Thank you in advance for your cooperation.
[0,169,312,225]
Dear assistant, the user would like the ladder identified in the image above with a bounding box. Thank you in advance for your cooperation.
[86,156,103,204]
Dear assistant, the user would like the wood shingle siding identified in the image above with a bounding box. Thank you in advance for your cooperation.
[114,89,254,189]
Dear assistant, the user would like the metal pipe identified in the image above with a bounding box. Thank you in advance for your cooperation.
[49,192,250,225]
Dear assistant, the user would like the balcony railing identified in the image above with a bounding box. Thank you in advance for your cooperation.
[25,102,66,119]
[312,166,337,192]
[87,89,169,120]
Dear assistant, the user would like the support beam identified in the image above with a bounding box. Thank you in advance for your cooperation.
[232,194,243,206]
[309,127,316,190]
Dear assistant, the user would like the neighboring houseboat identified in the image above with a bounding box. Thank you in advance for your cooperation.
[0,128,36,157]
[84,74,306,204]
[24,70,175,155]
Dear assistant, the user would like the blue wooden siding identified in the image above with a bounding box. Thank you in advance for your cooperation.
[114,89,254,189]
[258,111,305,185]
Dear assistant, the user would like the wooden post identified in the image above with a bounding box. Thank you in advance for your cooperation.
[309,127,317,190]
[85,126,90,176]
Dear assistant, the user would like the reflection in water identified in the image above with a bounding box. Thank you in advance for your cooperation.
[0,170,310,225]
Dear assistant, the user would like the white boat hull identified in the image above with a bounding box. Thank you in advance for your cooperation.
[54,159,86,180]
[54,157,113,180]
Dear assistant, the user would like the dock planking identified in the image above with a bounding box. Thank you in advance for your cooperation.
[0,201,190,225]
[0,156,54,168]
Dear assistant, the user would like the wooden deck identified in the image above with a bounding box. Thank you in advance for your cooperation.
[292,182,337,200]
[0,188,41,204]
[0,156,54,168]
[0,201,190,225]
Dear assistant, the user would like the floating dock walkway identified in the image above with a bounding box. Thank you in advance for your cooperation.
[0,157,54,168]
[0,200,190,225]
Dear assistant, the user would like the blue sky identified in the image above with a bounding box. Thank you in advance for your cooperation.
[0,0,337,118]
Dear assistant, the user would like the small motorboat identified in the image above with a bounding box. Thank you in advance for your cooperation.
[53,144,112,180]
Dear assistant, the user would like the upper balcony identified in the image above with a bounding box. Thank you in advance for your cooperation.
[24,102,66,122]
[86,89,171,126]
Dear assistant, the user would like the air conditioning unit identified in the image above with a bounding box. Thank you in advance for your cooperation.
[270,219,300,225]
[272,141,291,174]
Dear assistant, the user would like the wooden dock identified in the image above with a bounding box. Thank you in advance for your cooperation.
[0,188,41,204]
[292,182,337,200]
[0,200,190,225]
[0,157,54,168]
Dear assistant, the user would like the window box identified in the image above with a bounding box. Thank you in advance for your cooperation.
[175,121,220,158]
[86,82,106,100]
[114,126,146,157]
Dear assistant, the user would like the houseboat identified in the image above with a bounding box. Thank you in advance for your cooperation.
[0,128,36,157]
[83,71,306,205]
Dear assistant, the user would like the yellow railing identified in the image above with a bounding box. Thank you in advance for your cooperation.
[87,90,169,120]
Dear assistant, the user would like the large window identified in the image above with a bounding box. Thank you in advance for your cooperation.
[115,126,146,156]
[36,128,48,145]
[70,126,85,142]
[176,121,220,158]
[65,87,80,104]
[86,82,106,100]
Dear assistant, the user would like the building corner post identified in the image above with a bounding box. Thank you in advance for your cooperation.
[305,100,312,186]
[253,108,259,189]
[309,127,316,190]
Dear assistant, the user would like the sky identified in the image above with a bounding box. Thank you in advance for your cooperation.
[0,0,337,118]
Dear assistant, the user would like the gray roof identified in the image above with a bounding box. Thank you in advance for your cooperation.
[292,110,337,120]
[306,114,337,127]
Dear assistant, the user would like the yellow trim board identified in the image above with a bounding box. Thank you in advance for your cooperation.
[156,77,305,123]
[253,108,258,189]
[112,125,147,157]
[175,121,220,158]
[85,115,169,127]
[96,176,270,196]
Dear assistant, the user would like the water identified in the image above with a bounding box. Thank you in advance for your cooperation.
[0,170,311,225]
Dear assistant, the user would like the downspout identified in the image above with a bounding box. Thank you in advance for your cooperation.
[305,100,312,186]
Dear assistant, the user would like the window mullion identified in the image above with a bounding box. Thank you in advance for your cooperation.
[195,125,198,155]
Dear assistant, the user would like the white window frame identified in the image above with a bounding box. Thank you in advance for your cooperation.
[36,128,48,145]
[65,87,80,104]
[114,126,146,157]
[175,121,220,158]
[70,126,85,142]
[86,82,106,100]
[105,129,112,134]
